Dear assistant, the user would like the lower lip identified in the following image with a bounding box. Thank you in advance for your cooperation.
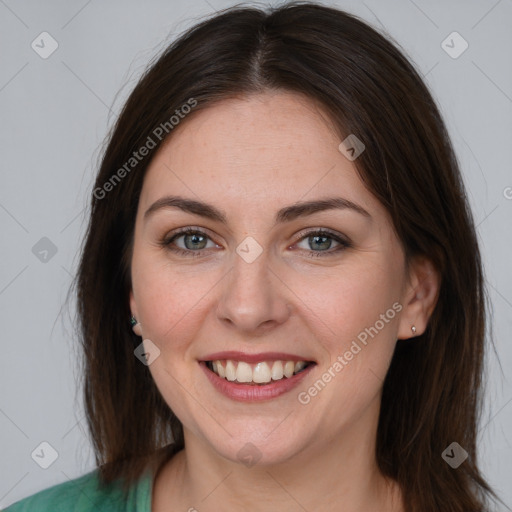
[199,361,315,402]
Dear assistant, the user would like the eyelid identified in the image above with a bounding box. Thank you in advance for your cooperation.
[163,225,216,239]
[293,227,350,245]
[162,226,221,249]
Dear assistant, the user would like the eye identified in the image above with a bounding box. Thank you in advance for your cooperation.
[160,228,219,257]
[294,229,351,258]
[160,227,351,259]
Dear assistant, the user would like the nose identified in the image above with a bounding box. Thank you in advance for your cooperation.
[216,248,291,335]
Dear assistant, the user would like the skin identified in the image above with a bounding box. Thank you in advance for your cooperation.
[129,91,439,511]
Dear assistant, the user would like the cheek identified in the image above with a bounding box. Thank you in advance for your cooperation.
[297,257,402,344]
[132,253,221,354]
[293,259,401,404]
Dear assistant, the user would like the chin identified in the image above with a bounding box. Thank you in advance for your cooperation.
[200,425,310,468]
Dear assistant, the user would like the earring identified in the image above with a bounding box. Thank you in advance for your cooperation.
[411,325,417,335]
[130,315,142,336]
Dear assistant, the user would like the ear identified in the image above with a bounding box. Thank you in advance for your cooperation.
[129,289,143,337]
[397,256,440,340]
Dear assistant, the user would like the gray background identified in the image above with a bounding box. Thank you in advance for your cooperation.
[0,0,511,509]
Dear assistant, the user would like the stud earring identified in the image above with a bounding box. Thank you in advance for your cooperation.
[411,325,417,335]
[130,315,142,336]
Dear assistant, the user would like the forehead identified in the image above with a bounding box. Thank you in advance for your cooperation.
[139,91,379,218]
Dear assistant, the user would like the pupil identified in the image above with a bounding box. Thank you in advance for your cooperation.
[311,235,330,251]
[186,233,205,249]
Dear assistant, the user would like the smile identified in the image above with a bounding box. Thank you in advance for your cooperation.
[199,353,317,402]
[206,359,313,384]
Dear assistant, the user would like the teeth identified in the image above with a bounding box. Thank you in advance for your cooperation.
[294,361,307,373]
[283,361,295,378]
[271,361,284,380]
[209,359,311,384]
[236,362,253,383]
[225,360,236,381]
[253,362,271,383]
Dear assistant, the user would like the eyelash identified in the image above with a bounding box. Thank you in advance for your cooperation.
[159,227,352,259]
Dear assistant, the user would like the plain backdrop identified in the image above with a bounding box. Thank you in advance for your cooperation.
[0,0,511,509]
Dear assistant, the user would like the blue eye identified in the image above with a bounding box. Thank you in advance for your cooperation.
[161,228,218,258]
[160,228,351,258]
[295,230,351,258]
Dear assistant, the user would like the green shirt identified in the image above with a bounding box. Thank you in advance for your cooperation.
[2,468,153,511]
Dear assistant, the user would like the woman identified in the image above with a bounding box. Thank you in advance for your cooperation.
[4,2,501,511]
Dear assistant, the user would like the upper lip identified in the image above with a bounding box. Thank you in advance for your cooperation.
[199,351,316,364]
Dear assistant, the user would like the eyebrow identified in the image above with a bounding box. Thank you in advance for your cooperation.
[143,195,372,224]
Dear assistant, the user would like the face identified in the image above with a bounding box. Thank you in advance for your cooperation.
[130,91,411,466]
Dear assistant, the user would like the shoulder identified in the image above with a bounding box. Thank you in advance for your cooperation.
[2,468,152,512]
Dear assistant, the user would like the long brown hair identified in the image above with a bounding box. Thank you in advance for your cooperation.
[73,2,499,510]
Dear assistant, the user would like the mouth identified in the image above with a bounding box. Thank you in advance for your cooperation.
[204,359,315,385]
[199,353,317,402]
